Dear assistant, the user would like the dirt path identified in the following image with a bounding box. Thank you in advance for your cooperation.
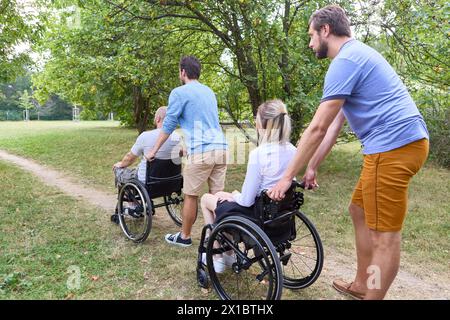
[0,149,116,212]
[1,149,448,300]
[321,248,449,300]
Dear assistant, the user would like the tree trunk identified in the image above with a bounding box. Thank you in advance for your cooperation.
[132,85,150,134]
[235,45,261,117]
[280,0,292,99]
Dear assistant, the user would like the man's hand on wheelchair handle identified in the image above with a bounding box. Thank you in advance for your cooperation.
[268,177,292,201]
[145,149,156,162]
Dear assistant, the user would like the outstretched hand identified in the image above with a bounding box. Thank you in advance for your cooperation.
[303,168,319,190]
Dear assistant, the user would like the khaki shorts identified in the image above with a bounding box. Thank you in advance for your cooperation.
[183,149,228,196]
[351,139,429,232]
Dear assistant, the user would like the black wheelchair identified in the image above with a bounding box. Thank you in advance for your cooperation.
[196,181,324,300]
[111,158,184,243]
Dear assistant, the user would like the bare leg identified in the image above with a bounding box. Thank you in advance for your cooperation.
[201,193,226,261]
[348,203,373,294]
[200,193,219,227]
[364,230,401,300]
[180,194,198,239]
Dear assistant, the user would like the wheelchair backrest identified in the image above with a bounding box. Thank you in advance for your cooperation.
[254,181,304,244]
[145,158,183,199]
[145,158,181,180]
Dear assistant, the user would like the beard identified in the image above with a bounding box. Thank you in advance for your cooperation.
[315,39,329,59]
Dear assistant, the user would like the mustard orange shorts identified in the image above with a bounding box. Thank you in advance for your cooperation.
[351,139,429,232]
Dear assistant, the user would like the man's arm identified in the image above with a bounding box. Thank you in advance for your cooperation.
[268,99,345,200]
[146,90,183,160]
[303,109,346,188]
[113,152,138,170]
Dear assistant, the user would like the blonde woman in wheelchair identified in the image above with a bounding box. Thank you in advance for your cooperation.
[200,99,296,272]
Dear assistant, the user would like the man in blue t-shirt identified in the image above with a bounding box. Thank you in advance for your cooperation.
[269,5,429,300]
[146,56,228,248]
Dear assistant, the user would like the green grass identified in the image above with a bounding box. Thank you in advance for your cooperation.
[0,121,135,192]
[0,160,221,299]
[0,121,449,299]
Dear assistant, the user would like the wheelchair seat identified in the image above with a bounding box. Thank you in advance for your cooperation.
[214,181,304,245]
[197,181,323,300]
[254,181,304,245]
[145,158,183,199]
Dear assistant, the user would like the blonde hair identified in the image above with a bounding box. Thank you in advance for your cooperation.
[255,99,291,145]
[154,106,167,124]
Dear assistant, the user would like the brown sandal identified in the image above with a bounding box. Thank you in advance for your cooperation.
[332,279,365,300]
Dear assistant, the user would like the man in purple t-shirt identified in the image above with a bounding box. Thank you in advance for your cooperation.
[269,5,428,300]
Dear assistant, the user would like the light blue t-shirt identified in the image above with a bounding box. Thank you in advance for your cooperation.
[131,129,182,182]
[162,81,228,155]
[321,39,429,154]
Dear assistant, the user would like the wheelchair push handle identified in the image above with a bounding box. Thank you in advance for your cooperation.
[261,180,308,197]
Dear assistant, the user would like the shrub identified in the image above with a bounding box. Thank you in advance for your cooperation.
[413,89,450,168]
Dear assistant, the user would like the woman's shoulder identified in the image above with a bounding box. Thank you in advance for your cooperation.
[250,143,296,160]
[285,142,297,152]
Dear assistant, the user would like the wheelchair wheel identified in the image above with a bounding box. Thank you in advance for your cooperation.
[164,192,183,227]
[117,179,152,243]
[207,216,283,300]
[282,211,324,289]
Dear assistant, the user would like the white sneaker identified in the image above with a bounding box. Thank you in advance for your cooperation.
[201,253,227,273]
[222,253,236,267]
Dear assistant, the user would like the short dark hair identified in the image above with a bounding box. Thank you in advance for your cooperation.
[309,5,351,37]
[179,56,201,79]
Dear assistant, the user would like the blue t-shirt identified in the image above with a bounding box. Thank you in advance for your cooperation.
[162,81,228,154]
[321,39,429,154]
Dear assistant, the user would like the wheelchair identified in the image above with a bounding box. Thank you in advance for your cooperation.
[111,158,184,243]
[196,181,324,300]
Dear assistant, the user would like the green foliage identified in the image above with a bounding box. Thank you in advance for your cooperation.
[0,0,41,82]
[0,75,73,120]
[412,88,450,168]
[80,108,106,121]
[18,90,34,110]
[372,0,449,167]
[31,0,449,164]
[378,0,449,89]
[33,0,195,131]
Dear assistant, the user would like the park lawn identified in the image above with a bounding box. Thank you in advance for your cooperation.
[0,160,218,299]
[0,121,134,193]
[0,121,449,299]
[0,159,341,300]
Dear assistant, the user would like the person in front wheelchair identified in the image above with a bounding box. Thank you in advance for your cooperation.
[200,99,296,272]
[112,106,184,215]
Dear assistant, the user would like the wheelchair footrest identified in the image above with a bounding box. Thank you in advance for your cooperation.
[279,252,292,266]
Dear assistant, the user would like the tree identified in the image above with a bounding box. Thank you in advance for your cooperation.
[0,0,39,82]
[352,0,449,166]
[34,0,211,132]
